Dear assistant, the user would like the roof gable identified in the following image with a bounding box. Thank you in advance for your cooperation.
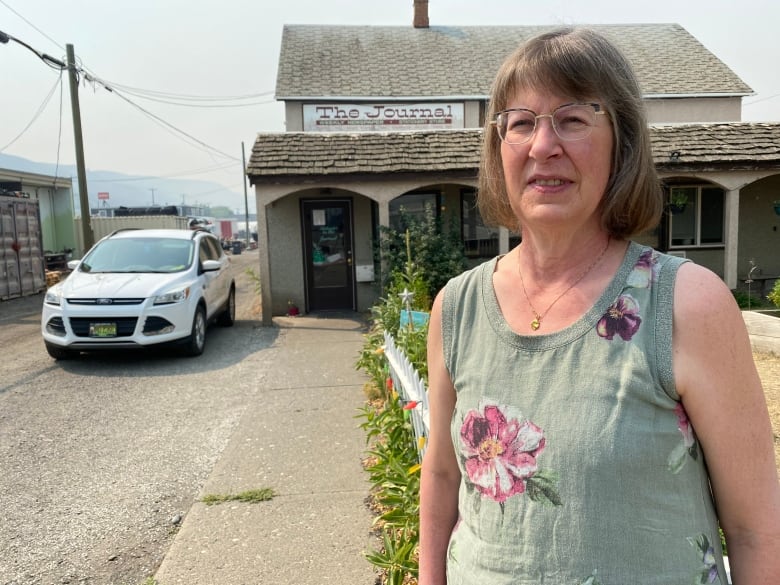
[275,23,752,99]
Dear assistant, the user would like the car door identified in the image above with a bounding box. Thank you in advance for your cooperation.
[198,237,225,318]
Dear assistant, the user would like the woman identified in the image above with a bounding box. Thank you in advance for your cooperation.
[420,27,780,585]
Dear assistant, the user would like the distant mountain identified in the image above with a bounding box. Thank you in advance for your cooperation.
[0,152,253,214]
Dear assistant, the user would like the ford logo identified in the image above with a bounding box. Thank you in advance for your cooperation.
[96,298,113,305]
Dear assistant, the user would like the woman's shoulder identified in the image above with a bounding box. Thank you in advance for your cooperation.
[444,256,500,292]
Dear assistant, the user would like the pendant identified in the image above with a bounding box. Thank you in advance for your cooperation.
[530,318,541,331]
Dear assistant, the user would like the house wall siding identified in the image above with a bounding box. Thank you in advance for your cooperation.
[740,177,780,282]
[645,97,742,123]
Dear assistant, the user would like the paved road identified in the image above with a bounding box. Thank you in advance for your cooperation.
[0,250,280,585]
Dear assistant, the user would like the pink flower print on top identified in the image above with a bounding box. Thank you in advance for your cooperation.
[668,402,699,474]
[626,249,659,289]
[597,294,642,341]
[675,402,695,448]
[459,401,561,506]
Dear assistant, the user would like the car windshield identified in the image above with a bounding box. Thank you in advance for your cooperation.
[79,237,194,273]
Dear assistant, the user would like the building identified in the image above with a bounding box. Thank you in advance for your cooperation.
[0,168,77,298]
[247,5,780,325]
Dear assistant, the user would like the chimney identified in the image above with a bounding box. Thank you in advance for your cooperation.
[413,0,429,28]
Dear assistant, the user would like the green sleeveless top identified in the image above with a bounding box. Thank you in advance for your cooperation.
[441,242,727,585]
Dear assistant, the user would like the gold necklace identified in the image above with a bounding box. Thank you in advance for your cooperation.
[517,237,611,331]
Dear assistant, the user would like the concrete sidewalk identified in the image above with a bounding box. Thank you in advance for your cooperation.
[153,313,377,585]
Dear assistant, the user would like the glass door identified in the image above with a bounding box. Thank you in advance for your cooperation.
[302,200,355,311]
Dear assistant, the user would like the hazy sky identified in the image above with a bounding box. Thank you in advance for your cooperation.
[2,0,778,208]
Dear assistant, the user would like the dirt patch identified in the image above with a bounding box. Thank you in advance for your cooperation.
[754,351,780,475]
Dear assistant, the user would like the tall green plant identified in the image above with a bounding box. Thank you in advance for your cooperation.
[379,204,466,297]
[356,234,433,584]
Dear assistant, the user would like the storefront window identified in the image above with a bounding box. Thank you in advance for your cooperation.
[461,190,499,259]
[389,193,439,230]
[669,185,724,247]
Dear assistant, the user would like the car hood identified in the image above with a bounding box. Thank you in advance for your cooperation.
[59,271,188,299]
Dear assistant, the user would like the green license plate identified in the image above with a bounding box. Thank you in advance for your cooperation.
[89,322,117,337]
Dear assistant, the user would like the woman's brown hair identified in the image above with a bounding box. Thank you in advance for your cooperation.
[478,27,662,238]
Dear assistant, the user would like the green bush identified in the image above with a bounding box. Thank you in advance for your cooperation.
[378,205,467,298]
[732,289,767,309]
[768,279,780,308]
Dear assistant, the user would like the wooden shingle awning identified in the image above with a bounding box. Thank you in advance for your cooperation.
[247,122,780,183]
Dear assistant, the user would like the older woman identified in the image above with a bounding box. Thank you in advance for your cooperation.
[420,27,780,585]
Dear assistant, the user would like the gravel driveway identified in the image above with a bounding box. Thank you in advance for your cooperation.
[0,250,273,585]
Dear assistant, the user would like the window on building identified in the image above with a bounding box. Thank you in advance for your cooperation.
[389,192,439,230]
[669,185,724,248]
[461,189,499,258]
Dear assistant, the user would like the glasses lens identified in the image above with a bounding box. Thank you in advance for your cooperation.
[498,110,536,144]
[552,104,597,141]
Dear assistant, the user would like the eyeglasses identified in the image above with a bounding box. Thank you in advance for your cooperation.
[492,102,606,144]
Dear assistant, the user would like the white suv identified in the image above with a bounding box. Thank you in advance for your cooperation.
[42,228,235,359]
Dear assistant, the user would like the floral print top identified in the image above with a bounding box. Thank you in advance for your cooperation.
[440,242,727,585]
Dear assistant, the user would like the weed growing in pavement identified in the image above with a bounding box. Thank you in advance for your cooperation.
[200,488,276,506]
[245,267,262,296]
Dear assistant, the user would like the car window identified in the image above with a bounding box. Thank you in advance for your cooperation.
[81,237,193,273]
[205,237,223,260]
[199,237,220,263]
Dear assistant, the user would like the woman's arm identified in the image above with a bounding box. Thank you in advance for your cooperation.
[419,290,461,585]
[673,263,780,584]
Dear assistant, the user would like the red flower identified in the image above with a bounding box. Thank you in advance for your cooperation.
[386,377,393,391]
[403,401,419,410]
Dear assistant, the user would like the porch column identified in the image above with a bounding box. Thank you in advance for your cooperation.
[723,188,740,289]
[378,200,390,292]
[256,197,274,326]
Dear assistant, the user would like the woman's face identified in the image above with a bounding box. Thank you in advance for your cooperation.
[500,89,614,233]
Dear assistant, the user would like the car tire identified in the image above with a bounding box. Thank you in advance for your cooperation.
[45,342,74,360]
[183,305,207,357]
[217,286,236,327]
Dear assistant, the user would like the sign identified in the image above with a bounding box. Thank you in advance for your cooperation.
[400,310,430,329]
[97,192,110,200]
[303,103,465,132]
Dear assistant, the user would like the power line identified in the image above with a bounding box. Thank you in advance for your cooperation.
[87,78,275,104]
[105,86,242,162]
[0,69,63,151]
[743,92,780,106]
[0,0,64,53]
[90,160,240,182]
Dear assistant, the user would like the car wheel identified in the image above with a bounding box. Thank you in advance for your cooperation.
[45,342,74,360]
[183,305,207,356]
[217,286,236,327]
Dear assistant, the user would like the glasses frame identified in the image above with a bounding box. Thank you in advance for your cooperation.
[492,102,606,145]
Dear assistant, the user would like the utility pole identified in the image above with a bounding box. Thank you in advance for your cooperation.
[1,33,93,251]
[149,188,157,206]
[241,142,250,246]
[66,44,94,252]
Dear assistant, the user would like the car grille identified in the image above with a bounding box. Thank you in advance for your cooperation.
[68,317,139,337]
[66,298,145,306]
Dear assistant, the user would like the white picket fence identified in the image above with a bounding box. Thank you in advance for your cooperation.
[383,330,430,461]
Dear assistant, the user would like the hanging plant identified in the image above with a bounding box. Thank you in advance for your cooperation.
[668,191,689,214]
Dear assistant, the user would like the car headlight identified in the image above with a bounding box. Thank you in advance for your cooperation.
[153,286,190,305]
[44,286,63,306]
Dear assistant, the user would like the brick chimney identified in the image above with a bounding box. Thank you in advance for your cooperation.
[413,0,429,28]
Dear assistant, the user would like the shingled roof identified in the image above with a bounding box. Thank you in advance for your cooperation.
[247,123,780,183]
[275,24,752,99]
